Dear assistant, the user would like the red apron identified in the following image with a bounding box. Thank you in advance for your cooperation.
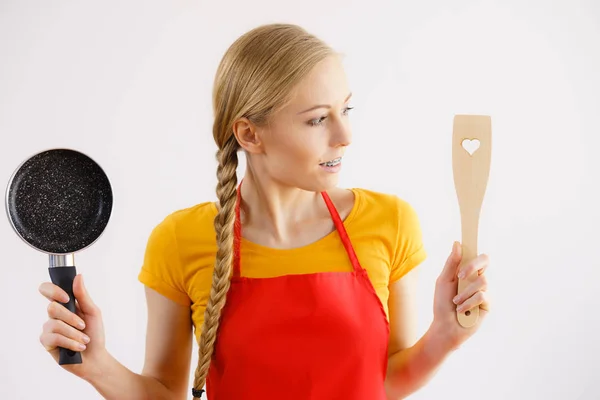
[205,184,390,399]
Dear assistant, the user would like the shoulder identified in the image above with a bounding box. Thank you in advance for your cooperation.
[349,187,419,223]
[140,201,219,302]
[166,200,218,226]
[151,201,218,240]
[340,187,426,285]
[144,201,219,265]
[349,187,425,269]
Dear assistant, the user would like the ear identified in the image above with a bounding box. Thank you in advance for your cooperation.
[232,117,264,154]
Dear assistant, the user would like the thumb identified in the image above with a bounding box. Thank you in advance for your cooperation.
[72,274,99,316]
[439,241,462,281]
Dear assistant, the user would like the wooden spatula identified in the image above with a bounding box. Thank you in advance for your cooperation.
[452,115,491,328]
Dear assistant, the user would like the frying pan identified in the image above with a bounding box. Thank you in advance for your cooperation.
[5,148,113,365]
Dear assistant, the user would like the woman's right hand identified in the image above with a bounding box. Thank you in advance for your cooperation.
[38,274,107,380]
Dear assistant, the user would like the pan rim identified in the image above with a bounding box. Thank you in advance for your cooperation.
[5,147,113,256]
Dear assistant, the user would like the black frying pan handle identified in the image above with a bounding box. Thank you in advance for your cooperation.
[48,266,83,365]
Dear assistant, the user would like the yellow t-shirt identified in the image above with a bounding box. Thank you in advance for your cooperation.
[138,188,427,343]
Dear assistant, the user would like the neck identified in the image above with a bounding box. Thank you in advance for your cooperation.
[239,164,324,242]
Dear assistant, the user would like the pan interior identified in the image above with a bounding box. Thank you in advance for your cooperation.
[7,149,113,254]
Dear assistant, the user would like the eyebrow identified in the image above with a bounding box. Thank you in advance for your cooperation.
[297,92,353,114]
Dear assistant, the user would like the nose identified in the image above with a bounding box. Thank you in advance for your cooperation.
[331,120,352,148]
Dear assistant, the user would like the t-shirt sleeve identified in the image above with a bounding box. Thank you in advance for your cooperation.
[389,197,427,283]
[138,216,191,306]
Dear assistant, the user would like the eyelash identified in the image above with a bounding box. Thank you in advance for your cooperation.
[309,106,354,127]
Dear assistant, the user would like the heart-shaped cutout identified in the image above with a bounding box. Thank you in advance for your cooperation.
[461,138,480,156]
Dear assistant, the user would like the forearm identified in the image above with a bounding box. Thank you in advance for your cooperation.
[83,351,175,400]
[385,324,454,399]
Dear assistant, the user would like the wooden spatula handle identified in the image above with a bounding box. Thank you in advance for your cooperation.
[457,230,480,327]
[457,204,481,327]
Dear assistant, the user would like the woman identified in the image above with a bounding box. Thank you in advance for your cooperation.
[38,23,490,399]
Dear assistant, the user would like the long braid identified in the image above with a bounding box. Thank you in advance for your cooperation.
[192,136,239,398]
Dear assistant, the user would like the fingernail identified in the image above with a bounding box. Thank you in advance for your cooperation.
[458,270,466,279]
[62,295,70,303]
[78,343,87,350]
[82,335,90,344]
[78,321,86,330]
[453,295,460,304]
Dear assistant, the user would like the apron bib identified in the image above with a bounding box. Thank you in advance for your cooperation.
[206,184,390,399]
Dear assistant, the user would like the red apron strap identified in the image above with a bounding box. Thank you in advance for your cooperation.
[233,181,243,278]
[320,191,362,273]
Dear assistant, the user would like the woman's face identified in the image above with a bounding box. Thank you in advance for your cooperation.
[239,55,354,192]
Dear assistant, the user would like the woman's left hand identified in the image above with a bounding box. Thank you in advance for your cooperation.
[430,241,491,352]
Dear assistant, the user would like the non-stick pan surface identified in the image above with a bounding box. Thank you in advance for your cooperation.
[6,148,112,254]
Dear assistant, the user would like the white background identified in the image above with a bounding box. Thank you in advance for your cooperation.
[1,1,599,399]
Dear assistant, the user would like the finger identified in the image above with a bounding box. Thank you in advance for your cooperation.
[74,301,85,320]
[456,291,488,314]
[439,241,463,281]
[457,253,489,280]
[47,301,86,331]
[42,319,91,348]
[453,274,488,305]
[72,274,99,316]
[40,331,87,353]
[480,295,491,312]
[39,282,70,303]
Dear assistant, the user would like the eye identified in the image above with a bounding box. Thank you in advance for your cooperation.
[308,106,354,127]
[309,116,327,127]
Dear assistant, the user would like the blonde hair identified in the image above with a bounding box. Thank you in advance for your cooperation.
[192,23,336,398]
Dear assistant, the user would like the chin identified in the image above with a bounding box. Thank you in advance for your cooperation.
[298,175,340,193]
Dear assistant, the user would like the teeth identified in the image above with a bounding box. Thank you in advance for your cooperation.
[321,157,341,167]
